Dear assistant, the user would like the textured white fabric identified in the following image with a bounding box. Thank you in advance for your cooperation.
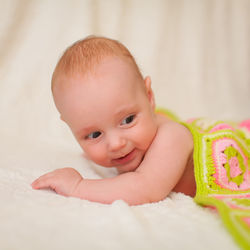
[1,0,248,249]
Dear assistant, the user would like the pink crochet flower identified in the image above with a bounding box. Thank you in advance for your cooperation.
[212,138,249,190]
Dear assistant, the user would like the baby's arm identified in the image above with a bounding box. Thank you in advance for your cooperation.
[32,168,156,204]
[32,122,193,205]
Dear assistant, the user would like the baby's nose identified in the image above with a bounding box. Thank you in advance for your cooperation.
[107,133,126,152]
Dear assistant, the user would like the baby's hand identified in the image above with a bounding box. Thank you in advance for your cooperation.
[31,168,83,197]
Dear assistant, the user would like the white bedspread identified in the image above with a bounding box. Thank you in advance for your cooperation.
[1,1,249,249]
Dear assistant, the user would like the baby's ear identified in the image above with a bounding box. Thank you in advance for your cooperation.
[144,76,155,109]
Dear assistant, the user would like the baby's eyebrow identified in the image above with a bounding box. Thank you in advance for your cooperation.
[76,127,93,137]
[114,109,127,118]
[114,105,136,117]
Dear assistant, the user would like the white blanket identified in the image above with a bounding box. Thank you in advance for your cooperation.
[1,1,249,249]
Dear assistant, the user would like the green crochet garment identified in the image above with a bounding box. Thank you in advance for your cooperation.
[156,108,250,250]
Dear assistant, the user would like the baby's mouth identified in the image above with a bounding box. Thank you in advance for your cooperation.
[112,149,136,165]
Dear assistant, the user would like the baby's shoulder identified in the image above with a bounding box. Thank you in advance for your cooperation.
[155,113,193,147]
[156,113,188,132]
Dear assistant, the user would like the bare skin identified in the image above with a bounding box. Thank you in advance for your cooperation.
[156,113,196,197]
[32,56,195,205]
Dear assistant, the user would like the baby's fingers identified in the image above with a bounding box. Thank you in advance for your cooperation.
[31,173,55,190]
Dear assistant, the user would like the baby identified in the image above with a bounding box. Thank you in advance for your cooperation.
[31,36,196,205]
[31,36,250,248]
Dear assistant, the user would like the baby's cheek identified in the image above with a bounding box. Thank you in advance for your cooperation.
[86,149,110,167]
[137,123,157,149]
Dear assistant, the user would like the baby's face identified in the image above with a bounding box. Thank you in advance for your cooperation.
[53,57,157,173]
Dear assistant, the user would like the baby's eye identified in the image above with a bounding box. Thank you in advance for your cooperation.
[86,131,102,139]
[121,115,135,125]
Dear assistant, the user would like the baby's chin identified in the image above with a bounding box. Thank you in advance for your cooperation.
[115,158,143,174]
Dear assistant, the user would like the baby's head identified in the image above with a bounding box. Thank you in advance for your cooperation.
[52,36,158,173]
[52,36,143,90]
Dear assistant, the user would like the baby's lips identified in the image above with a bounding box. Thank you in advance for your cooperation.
[112,149,136,165]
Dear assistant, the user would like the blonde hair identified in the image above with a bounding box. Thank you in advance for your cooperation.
[52,36,143,90]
